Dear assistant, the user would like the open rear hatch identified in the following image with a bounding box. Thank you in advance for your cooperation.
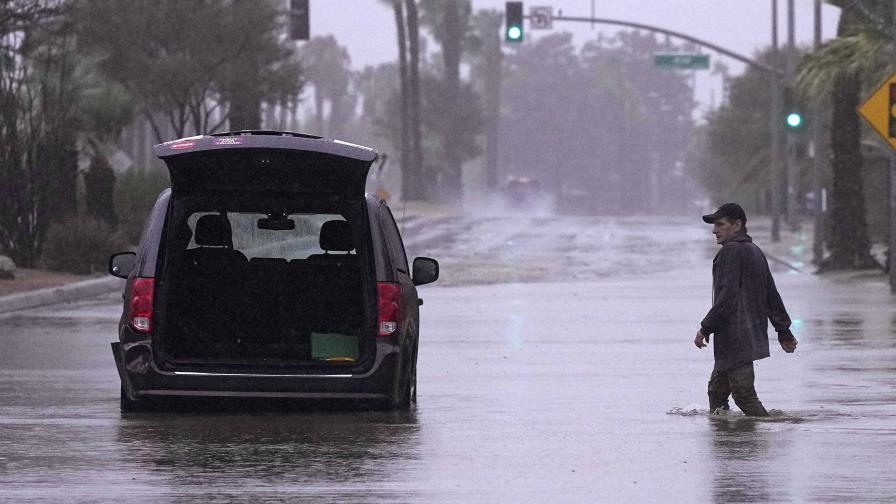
[153,132,379,374]
[157,132,376,196]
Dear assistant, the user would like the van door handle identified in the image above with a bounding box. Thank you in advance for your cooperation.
[417,298,423,306]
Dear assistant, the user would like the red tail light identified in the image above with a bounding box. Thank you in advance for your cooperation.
[128,278,155,333]
[377,282,400,336]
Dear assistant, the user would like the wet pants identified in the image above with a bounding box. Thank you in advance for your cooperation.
[707,362,769,417]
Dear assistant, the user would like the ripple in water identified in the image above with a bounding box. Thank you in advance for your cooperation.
[666,405,803,422]
[666,405,705,416]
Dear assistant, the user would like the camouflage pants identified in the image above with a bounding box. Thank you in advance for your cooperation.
[708,362,769,417]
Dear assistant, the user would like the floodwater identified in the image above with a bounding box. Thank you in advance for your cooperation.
[1,215,896,502]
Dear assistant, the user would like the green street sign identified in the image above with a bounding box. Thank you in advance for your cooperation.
[653,53,710,70]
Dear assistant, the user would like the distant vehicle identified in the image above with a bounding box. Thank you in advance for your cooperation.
[108,131,439,411]
[504,176,542,207]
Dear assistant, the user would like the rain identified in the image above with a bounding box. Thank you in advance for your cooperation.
[1,1,895,502]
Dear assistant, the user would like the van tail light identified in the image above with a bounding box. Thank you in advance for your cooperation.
[377,282,400,336]
[128,278,155,333]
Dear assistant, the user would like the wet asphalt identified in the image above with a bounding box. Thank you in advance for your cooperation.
[1,215,896,502]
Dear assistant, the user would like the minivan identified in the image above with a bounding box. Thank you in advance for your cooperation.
[108,131,439,411]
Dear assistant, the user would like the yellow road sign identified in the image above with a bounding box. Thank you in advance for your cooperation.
[857,72,896,150]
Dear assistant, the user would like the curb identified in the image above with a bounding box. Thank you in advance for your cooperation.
[763,251,807,274]
[0,276,125,315]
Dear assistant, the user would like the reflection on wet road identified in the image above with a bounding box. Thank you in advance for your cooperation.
[1,216,896,502]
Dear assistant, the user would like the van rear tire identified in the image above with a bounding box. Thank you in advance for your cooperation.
[397,362,416,409]
[383,346,416,411]
[394,345,417,410]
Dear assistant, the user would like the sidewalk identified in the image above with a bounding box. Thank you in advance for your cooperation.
[0,275,124,315]
[749,216,889,283]
[748,217,816,273]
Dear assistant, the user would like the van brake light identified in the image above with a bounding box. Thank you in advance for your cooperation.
[377,282,400,336]
[128,278,155,333]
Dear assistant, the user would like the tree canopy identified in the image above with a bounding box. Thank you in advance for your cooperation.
[75,0,303,140]
[693,48,777,208]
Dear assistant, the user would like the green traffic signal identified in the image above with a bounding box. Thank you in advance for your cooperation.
[782,86,802,129]
[505,1,523,42]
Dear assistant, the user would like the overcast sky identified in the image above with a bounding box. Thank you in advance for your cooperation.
[308,1,841,117]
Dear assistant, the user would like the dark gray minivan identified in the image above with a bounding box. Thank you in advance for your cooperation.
[108,131,439,411]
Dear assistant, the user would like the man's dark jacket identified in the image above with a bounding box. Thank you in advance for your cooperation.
[700,233,793,371]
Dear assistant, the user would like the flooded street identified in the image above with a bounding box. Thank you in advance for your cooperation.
[2,215,896,502]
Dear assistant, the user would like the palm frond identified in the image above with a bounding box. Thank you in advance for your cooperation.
[796,31,895,101]
[845,0,892,35]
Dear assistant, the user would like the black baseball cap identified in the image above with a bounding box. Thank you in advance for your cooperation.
[702,203,747,224]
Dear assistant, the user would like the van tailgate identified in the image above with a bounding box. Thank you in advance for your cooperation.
[155,135,376,197]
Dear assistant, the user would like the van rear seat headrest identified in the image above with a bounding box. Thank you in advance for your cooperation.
[319,220,354,252]
[195,214,234,248]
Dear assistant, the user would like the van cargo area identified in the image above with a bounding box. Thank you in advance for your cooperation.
[156,198,375,372]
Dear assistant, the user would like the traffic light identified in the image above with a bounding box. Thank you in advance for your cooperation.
[783,86,802,129]
[290,0,309,40]
[505,2,523,42]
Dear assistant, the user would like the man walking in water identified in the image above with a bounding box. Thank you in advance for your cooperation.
[695,203,798,416]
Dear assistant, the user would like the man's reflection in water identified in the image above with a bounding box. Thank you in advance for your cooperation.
[114,403,420,499]
[709,419,783,504]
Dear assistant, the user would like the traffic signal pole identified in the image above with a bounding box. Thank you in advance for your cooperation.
[785,0,798,230]
[537,14,779,76]
[812,0,825,265]
[770,0,782,242]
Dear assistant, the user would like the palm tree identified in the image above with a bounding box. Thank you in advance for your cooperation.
[798,1,893,97]
[440,0,464,200]
[378,0,412,201]
[419,0,473,202]
[468,9,504,192]
[796,0,889,270]
[301,36,352,137]
[405,0,423,201]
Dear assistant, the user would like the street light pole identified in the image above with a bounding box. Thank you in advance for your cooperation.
[812,0,825,265]
[771,0,782,242]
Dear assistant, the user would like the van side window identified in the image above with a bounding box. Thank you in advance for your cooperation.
[379,206,409,274]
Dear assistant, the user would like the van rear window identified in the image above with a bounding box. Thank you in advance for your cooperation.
[185,211,348,261]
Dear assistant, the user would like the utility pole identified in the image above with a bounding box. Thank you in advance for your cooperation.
[590,0,595,30]
[812,0,825,265]
[785,0,798,229]
[891,0,896,293]
[771,0,782,242]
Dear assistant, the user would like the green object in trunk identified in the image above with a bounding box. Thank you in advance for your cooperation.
[311,332,359,362]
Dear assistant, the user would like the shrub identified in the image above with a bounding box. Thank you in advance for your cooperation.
[41,216,128,275]
[115,167,170,246]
